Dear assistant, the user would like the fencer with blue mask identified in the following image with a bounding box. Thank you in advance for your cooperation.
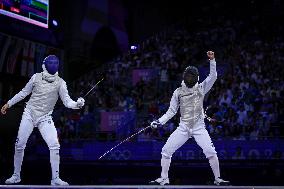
[43,54,60,75]
[1,55,85,186]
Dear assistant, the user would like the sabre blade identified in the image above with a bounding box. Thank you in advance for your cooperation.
[98,125,151,160]
[83,78,104,98]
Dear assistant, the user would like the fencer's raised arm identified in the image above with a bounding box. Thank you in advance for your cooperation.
[158,89,179,125]
[7,74,36,108]
[200,58,217,95]
[59,81,80,109]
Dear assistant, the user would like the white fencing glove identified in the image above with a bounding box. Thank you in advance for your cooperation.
[76,97,85,108]
[150,120,162,129]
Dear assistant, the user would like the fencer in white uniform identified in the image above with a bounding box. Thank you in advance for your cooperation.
[149,51,230,186]
[1,55,85,186]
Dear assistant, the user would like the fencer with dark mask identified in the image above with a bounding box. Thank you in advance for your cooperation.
[149,51,230,186]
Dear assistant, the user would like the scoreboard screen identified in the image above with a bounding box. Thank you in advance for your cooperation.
[0,0,49,28]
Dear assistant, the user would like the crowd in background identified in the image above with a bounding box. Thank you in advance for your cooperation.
[53,15,284,142]
[0,15,282,142]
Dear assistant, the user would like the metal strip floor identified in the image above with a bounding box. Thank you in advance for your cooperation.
[0,185,283,189]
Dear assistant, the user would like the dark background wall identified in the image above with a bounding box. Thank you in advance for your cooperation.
[1,0,283,80]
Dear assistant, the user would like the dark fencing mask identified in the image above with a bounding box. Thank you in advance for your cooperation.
[183,66,199,88]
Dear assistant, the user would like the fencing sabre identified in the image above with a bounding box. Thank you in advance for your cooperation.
[83,77,104,98]
[98,125,152,160]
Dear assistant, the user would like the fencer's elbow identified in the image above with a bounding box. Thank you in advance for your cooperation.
[64,101,72,108]
[210,72,217,81]
[169,110,177,118]
[208,72,217,81]
[65,103,74,109]
[213,73,217,80]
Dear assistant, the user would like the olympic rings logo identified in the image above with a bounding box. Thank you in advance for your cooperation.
[107,150,132,160]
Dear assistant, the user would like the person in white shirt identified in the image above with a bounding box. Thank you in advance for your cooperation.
[149,51,230,186]
[1,55,85,186]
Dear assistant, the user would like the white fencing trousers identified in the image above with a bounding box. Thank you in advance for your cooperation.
[209,154,220,179]
[160,119,217,178]
[13,108,60,179]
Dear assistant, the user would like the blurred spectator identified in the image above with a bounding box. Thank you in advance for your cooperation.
[232,146,245,160]
[53,14,284,142]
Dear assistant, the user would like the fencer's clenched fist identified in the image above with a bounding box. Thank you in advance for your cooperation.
[76,97,85,108]
[207,51,215,60]
[1,103,9,115]
[150,120,162,129]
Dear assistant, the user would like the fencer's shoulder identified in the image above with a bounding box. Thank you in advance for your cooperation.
[175,87,182,92]
[197,83,206,95]
[57,77,65,85]
[174,87,182,95]
[31,73,41,81]
[57,76,64,81]
[33,73,40,77]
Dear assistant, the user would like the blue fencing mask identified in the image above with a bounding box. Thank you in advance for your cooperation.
[43,55,59,75]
